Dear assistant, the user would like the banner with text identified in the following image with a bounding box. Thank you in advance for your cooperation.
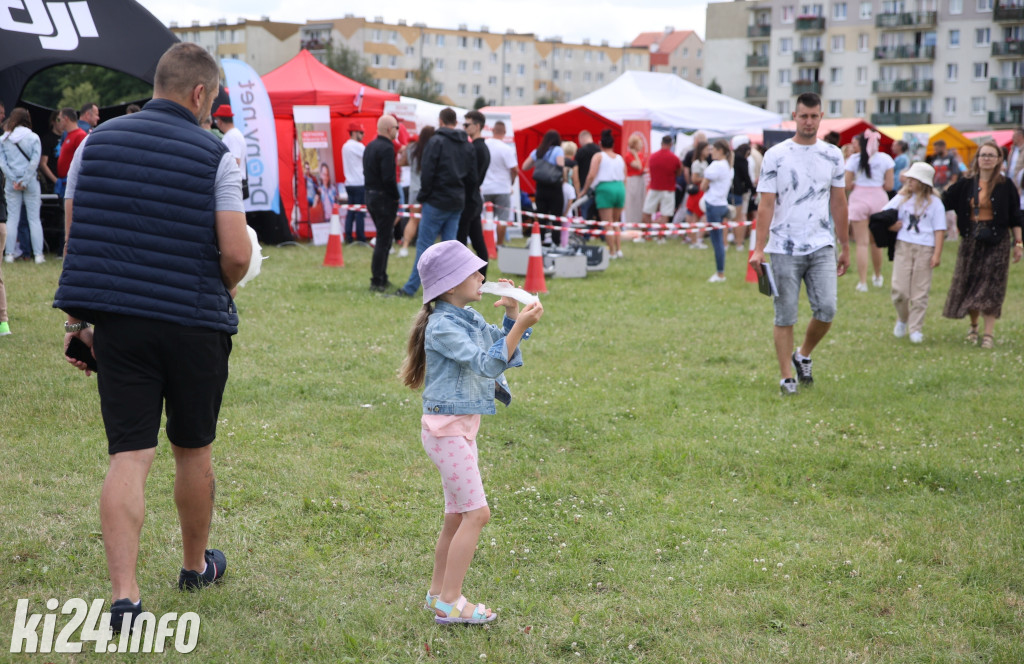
[292,105,337,226]
[221,58,280,213]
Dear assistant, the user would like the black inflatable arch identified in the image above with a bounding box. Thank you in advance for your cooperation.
[0,0,178,111]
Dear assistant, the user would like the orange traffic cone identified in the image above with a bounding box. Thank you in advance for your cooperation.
[523,221,548,294]
[482,202,498,259]
[745,218,758,283]
[323,204,345,267]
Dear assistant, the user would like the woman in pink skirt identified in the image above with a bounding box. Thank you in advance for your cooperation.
[845,130,894,292]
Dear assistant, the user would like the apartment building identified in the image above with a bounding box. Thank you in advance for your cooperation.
[705,0,1024,130]
[171,17,302,75]
[298,16,649,106]
[631,27,706,85]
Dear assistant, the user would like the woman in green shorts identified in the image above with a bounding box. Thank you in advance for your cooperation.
[581,129,626,259]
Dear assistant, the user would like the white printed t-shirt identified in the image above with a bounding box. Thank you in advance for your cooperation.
[481,138,518,195]
[757,139,845,256]
[844,152,895,188]
[882,194,947,247]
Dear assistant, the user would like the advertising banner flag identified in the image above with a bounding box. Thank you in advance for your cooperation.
[292,105,337,227]
[621,119,652,165]
[221,58,280,213]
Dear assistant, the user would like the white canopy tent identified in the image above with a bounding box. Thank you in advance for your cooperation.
[572,71,783,134]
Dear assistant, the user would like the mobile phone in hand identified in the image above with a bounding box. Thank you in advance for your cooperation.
[65,336,98,372]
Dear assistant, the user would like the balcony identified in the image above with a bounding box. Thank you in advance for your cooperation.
[873,44,936,60]
[792,80,822,95]
[745,85,769,99]
[300,37,332,52]
[793,49,824,63]
[991,41,1024,57]
[872,79,934,94]
[795,16,826,31]
[746,54,770,68]
[870,112,931,125]
[994,1,1024,21]
[747,24,772,38]
[990,77,1024,92]
[988,109,1022,126]
[875,11,937,28]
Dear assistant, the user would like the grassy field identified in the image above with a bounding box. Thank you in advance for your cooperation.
[1,236,1022,663]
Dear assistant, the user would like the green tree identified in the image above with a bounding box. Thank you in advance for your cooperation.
[324,42,376,86]
[399,59,442,104]
[22,64,151,108]
[473,96,487,110]
[58,82,98,111]
[707,78,722,94]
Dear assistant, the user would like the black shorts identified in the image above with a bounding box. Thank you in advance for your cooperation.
[93,314,232,455]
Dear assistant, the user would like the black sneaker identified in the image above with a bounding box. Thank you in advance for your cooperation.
[390,288,413,298]
[109,598,142,634]
[369,282,392,293]
[780,378,798,396]
[178,549,227,591]
[792,353,813,385]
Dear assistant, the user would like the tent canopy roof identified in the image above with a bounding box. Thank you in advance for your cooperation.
[963,130,1016,148]
[877,123,977,160]
[262,50,398,117]
[481,103,619,139]
[570,70,782,133]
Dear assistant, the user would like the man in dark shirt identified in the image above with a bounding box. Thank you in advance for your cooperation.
[364,115,401,292]
[575,130,601,220]
[458,110,490,275]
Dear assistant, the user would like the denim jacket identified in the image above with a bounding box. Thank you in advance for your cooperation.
[0,127,42,188]
[422,300,533,415]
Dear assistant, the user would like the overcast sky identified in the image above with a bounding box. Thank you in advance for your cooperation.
[136,0,712,46]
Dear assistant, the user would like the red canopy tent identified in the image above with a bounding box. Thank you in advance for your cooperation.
[262,50,400,224]
[482,104,621,193]
[963,130,1015,149]
[747,118,892,152]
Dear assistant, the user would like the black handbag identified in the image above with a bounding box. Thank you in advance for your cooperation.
[533,157,562,185]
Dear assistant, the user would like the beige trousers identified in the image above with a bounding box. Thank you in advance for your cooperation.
[891,240,934,334]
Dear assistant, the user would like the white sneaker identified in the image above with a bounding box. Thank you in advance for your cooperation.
[708,274,726,283]
[616,250,624,258]
[893,320,907,338]
[3,254,11,263]
[398,247,409,258]
[694,241,708,249]
[632,236,646,243]
[909,331,924,344]
[735,244,746,252]
[872,274,884,288]
[855,282,868,293]
[34,254,45,264]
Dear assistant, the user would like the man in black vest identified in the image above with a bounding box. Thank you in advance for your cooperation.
[54,43,252,633]
[365,114,401,292]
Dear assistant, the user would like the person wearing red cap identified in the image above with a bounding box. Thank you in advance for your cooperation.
[213,105,247,199]
[342,122,368,243]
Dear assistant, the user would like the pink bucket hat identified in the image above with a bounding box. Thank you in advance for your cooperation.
[419,241,487,304]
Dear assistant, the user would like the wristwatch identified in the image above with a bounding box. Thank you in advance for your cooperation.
[64,321,89,333]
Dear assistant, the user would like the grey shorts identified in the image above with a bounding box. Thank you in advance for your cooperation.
[769,246,837,327]
[482,193,512,221]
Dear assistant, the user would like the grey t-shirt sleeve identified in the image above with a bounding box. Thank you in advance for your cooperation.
[66,140,244,214]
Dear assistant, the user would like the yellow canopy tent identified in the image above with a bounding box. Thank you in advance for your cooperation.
[877,124,977,165]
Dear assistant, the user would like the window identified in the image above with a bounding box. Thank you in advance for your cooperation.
[584,71,592,81]
[540,59,547,68]
[834,2,848,18]
[565,70,572,81]
[949,29,960,47]
[697,48,702,58]
[946,63,958,81]
[973,62,988,79]
[472,84,481,95]
[855,99,866,116]
[371,29,382,42]
[489,53,498,64]
[553,47,561,58]
[503,86,510,97]
[830,66,842,83]
[977,0,992,10]
[566,49,573,60]
[389,55,397,68]
[406,46,416,56]
[683,47,689,56]
[857,66,868,84]
[371,54,383,66]
[516,87,525,98]
[944,97,956,115]
[504,63,511,74]
[435,58,444,71]
[386,80,397,91]
[473,61,481,73]
[831,35,845,51]
[539,82,547,91]
[975,28,990,46]
[552,70,559,80]
[458,60,467,71]
[777,100,791,114]
[434,82,443,93]
[389,30,398,43]
[858,34,869,51]
[436,35,445,46]
[488,75,497,85]
[584,50,592,61]
[517,63,525,75]
[597,72,604,82]
[598,51,605,62]
[949,0,962,12]
[859,1,872,18]
[423,34,432,45]
[971,96,986,114]
[682,67,689,77]
[779,69,792,84]
[782,5,795,22]
[519,42,526,53]
[457,83,466,95]
[801,3,824,15]
[610,64,618,73]
[473,37,483,49]
[457,36,468,48]
[780,37,793,53]
[829,99,842,115]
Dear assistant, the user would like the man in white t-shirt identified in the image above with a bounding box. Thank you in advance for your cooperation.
[749,93,849,396]
[342,123,368,243]
[213,105,248,200]
[481,121,518,245]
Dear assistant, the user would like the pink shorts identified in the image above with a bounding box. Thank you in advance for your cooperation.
[422,417,487,514]
[848,186,889,221]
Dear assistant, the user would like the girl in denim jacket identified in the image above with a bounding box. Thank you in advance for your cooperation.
[400,240,543,625]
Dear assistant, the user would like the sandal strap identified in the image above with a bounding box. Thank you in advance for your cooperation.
[472,603,490,620]
[433,596,468,618]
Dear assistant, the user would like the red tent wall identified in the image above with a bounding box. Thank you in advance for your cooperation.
[482,104,621,194]
[262,51,399,224]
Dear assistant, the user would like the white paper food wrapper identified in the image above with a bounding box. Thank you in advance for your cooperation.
[479,281,539,305]
[236,225,265,288]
